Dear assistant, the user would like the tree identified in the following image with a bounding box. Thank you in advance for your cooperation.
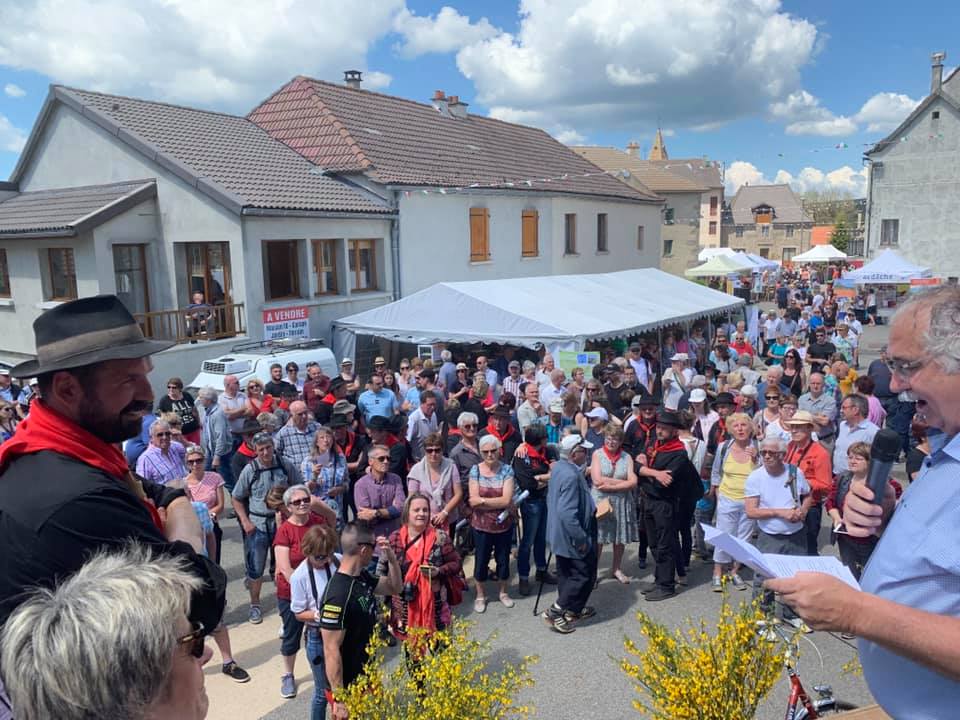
[831,219,849,253]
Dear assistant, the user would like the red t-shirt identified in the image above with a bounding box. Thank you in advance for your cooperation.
[273,513,326,600]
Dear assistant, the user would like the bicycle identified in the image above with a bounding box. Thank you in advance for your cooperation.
[756,615,860,719]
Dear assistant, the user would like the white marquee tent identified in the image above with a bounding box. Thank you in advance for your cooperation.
[332,268,744,360]
[698,247,737,262]
[791,244,848,263]
[843,249,932,284]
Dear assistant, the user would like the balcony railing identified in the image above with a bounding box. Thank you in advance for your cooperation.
[134,302,246,345]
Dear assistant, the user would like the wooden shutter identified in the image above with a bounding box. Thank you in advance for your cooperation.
[470,207,489,261]
[521,209,538,257]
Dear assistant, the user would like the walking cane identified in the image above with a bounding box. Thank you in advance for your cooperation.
[532,551,554,616]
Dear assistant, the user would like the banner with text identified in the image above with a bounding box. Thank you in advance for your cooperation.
[558,350,601,376]
[262,306,309,340]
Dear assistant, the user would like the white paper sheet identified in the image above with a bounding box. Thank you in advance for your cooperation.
[701,523,860,589]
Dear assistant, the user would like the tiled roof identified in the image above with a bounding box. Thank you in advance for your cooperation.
[729,184,812,225]
[48,87,390,214]
[0,180,156,237]
[571,147,703,192]
[248,77,660,203]
[648,159,723,190]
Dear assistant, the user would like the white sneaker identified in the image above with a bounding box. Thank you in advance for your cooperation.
[730,573,747,590]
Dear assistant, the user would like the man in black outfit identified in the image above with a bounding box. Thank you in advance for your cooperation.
[321,523,401,719]
[635,409,699,601]
[806,328,837,374]
[0,296,227,715]
[264,362,297,399]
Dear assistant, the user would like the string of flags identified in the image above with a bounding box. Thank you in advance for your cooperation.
[400,167,639,197]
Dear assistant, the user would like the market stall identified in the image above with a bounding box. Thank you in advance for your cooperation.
[332,268,745,362]
[791,244,848,263]
[843,249,934,321]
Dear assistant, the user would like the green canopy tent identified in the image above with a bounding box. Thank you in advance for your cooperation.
[684,254,749,277]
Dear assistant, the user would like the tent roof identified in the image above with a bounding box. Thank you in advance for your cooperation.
[685,254,749,277]
[792,244,847,263]
[744,252,779,268]
[843,249,931,284]
[333,268,743,348]
[698,246,737,262]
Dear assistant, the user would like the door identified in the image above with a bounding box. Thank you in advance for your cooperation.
[113,245,150,315]
[186,242,231,306]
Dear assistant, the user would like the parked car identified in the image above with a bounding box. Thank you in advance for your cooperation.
[187,338,338,394]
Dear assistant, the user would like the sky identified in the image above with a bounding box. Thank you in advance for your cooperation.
[0,0,955,196]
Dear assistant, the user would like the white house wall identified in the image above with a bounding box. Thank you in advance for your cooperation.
[397,192,661,295]
[241,215,394,344]
[867,95,960,278]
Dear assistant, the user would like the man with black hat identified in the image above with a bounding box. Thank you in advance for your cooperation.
[703,391,737,476]
[316,376,348,426]
[0,295,227,714]
[636,409,699,601]
[624,393,660,460]
[482,405,521,463]
[230,416,264,484]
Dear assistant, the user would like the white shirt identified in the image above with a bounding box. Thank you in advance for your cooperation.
[744,465,810,535]
[539,382,565,409]
[629,357,651,389]
[218,391,248,433]
[833,419,879,473]
[290,553,343,625]
[661,367,693,410]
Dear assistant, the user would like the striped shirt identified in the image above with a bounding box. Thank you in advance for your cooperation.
[275,421,319,468]
[135,442,187,485]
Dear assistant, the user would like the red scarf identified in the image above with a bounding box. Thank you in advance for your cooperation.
[383,432,400,448]
[601,445,622,464]
[523,442,546,464]
[321,393,337,405]
[485,421,515,457]
[399,525,437,634]
[649,438,684,466]
[237,441,257,459]
[337,430,356,459]
[0,400,163,530]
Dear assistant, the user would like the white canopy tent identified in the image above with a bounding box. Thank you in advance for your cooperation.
[791,244,848,263]
[843,249,932,284]
[698,247,737,262]
[744,252,779,269]
[332,268,744,360]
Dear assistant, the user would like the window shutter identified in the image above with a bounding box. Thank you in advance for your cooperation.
[521,209,538,257]
[470,207,489,261]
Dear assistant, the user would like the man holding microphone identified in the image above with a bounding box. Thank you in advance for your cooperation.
[765,286,960,717]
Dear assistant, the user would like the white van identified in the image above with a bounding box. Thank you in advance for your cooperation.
[187,338,339,393]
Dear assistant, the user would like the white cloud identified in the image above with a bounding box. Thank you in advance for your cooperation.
[3,83,25,98]
[0,0,403,109]
[768,89,856,136]
[362,71,393,90]
[0,113,27,153]
[784,117,857,136]
[393,6,497,58]
[455,0,818,133]
[726,161,866,196]
[553,127,586,144]
[854,92,920,133]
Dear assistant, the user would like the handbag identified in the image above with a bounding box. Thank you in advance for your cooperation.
[444,570,468,606]
[595,497,614,519]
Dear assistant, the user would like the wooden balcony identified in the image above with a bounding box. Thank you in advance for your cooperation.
[134,302,246,345]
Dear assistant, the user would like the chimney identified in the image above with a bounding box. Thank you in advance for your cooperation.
[344,70,363,89]
[447,94,469,119]
[931,52,946,93]
[626,141,640,156]
[431,89,449,116]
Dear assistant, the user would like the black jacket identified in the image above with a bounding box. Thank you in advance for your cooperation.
[0,451,226,633]
[640,446,700,503]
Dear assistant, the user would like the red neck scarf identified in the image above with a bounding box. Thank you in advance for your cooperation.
[398,525,437,634]
[238,441,257,458]
[649,437,684,466]
[337,430,356,458]
[523,442,546,464]
[0,400,163,530]
[601,445,622,464]
[485,420,515,444]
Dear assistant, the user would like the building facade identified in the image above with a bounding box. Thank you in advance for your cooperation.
[722,184,813,263]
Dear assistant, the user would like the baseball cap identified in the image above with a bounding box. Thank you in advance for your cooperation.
[585,407,609,421]
[690,375,707,388]
[508,360,521,369]
[548,398,564,413]
[670,352,689,362]
[560,434,593,453]
[741,384,758,397]
[689,388,707,403]
[0,368,8,376]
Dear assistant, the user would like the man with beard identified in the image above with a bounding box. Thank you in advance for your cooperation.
[0,296,226,716]
[623,394,659,459]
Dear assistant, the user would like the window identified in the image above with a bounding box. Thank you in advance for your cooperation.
[263,240,300,300]
[469,207,490,261]
[521,209,539,257]
[710,196,718,216]
[636,225,645,251]
[932,111,940,120]
[735,226,744,238]
[786,226,794,238]
[782,247,797,263]
[759,248,770,259]
[0,249,9,298]
[880,219,900,246]
[348,239,378,291]
[312,239,338,295]
[709,221,717,236]
[662,239,673,257]
[664,207,675,225]
[596,213,608,252]
[760,225,770,238]
[564,213,577,254]
[45,248,78,301]
[113,244,149,315]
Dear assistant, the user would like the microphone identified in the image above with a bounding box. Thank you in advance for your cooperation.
[865,428,901,504]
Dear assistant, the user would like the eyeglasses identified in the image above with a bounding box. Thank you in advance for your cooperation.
[247,385,261,390]
[460,423,477,430]
[883,356,927,380]
[371,455,389,462]
[481,449,500,455]
[186,458,204,465]
[155,432,172,438]
[289,497,311,507]
[765,396,780,401]
[178,621,206,659]
[167,385,181,389]
[760,450,783,457]
[425,447,442,454]
[400,366,410,370]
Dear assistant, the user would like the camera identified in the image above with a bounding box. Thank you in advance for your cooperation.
[401,581,418,603]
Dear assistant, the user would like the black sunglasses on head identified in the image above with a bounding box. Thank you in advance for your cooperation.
[178,622,206,659]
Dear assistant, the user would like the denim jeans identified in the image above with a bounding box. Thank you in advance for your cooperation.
[243,524,275,581]
[305,628,328,720]
[517,497,548,578]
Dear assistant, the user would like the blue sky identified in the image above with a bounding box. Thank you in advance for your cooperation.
[0,0,955,195]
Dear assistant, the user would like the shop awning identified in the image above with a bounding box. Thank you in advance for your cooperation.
[843,249,932,284]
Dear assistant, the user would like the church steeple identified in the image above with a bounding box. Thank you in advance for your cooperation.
[648,128,668,160]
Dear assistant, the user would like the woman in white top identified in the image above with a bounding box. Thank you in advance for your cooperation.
[290,524,341,720]
[689,388,718,442]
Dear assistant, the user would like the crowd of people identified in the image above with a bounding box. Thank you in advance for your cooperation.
[1,275,948,720]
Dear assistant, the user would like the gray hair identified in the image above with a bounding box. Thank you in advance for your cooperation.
[844,393,869,418]
[901,285,960,374]
[759,436,787,453]
[522,360,536,373]
[257,412,279,430]
[478,434,502,452]
[766,365,784,379]
[440,349,452,362]
[457,411,479,429]
[0,545,202,720]
[282,484,311,506]
[197,385,218,401]
[149,419,171,437]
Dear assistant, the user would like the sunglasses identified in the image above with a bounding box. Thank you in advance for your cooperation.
[461,423,477,430]
[178,621,206,659]
[425,447,442,454]
[481,449,500,455]
[167,385,181,389]
[760,450,783,457]
[371,456,389,462]
[186,458,204,465]
[289,497,311,507]
[400,366,410,370]
[765,396,780,401]
[155,432,172,438]
[247,385,261,390]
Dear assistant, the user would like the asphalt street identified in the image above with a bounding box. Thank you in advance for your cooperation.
[203,322,892,720]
